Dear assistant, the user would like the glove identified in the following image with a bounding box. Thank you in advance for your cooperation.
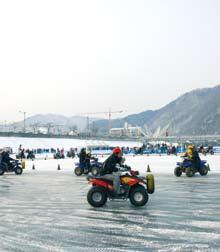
[115,164,127,172]
[125,165,131,171]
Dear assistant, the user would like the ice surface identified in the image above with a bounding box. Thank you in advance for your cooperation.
[0,136,142,151]
[21,153,220,174]
[0,137,220,251]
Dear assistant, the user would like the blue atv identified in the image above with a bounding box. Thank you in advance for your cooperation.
[74,158,103,176]
[0,160,23,176]
[174,158,210,177]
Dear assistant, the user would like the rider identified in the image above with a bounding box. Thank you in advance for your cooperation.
[182,145,201,170]
[79,148,87,169]
[85,149,93,170]
[1,151,15,169]
[100,147,124,195]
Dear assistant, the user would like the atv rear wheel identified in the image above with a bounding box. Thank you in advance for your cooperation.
[185,167,194,177]
[15,166,23,175]
[174,167,182,177]
[91,167,100,176]
[199,166,209,176]
[129,185,148,207]
[74,167,83,176]
[87,186,108,207]
[0,163,7,176]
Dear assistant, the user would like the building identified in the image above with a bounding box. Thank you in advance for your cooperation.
[109,123,146,138]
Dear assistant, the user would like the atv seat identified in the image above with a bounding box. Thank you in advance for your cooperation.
[87,175,113,184]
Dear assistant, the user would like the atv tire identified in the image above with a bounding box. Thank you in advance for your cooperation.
[74,167,83,176]
[0,167,5,176]
[174,167,182,177]
[87,186,108,208]
[129,185,148,207]
[15,166,23,175]
[91,167,100,176]
[185,167,194,177]
[199,166,209,176]
[0,163,7,176]
[147,174,155,194]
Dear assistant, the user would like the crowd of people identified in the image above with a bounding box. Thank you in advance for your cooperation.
[16,145,78,160]
[0,143,215,163]
[129,143,182,155]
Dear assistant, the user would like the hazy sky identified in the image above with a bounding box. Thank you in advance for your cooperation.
[0,0,219,122]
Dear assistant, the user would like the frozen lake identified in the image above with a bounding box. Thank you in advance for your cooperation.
[0,155,220,251]
[0,136,142,151]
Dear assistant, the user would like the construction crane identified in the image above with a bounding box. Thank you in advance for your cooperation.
[77,109,123,134]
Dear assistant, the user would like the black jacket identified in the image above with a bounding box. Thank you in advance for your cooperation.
[100,154,122,175]
[192,150,201,168]
[1,152,13,164]
[79,150,87,164]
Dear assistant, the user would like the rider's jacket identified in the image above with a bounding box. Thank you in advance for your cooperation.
[100,154,122,175]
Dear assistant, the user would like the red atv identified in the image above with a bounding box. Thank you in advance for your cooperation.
[87,167,155,207]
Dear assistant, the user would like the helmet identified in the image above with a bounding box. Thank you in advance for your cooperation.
[113,147,122,155]
[188,145,193,150]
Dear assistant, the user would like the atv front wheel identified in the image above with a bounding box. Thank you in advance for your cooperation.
[74,167,83,176]
[87,186,108,207]
[129,185,148,207]
[15,166,23,175]
[199,166,209,176]
[174,167,182,177]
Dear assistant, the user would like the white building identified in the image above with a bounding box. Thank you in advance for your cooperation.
[110,122,146,138]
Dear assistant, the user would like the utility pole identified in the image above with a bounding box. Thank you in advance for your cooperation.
[108,108,123,133]
[4,120,7,132]
[86,115,90,135]
[19,111,27,133]
[108,108,111,132]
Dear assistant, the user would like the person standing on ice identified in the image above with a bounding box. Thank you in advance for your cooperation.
[18,144,22,152]
[61,148,65,156]
[100,147,124,195]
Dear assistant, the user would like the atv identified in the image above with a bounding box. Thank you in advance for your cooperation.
[74,158,103,176]
[174,158,210,177]
[0,160,23,176]
[87,167,155,207]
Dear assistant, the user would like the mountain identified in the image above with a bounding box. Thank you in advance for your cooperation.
[94,85,220,136]
[8,86,220,136]
[10,114,99,133]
